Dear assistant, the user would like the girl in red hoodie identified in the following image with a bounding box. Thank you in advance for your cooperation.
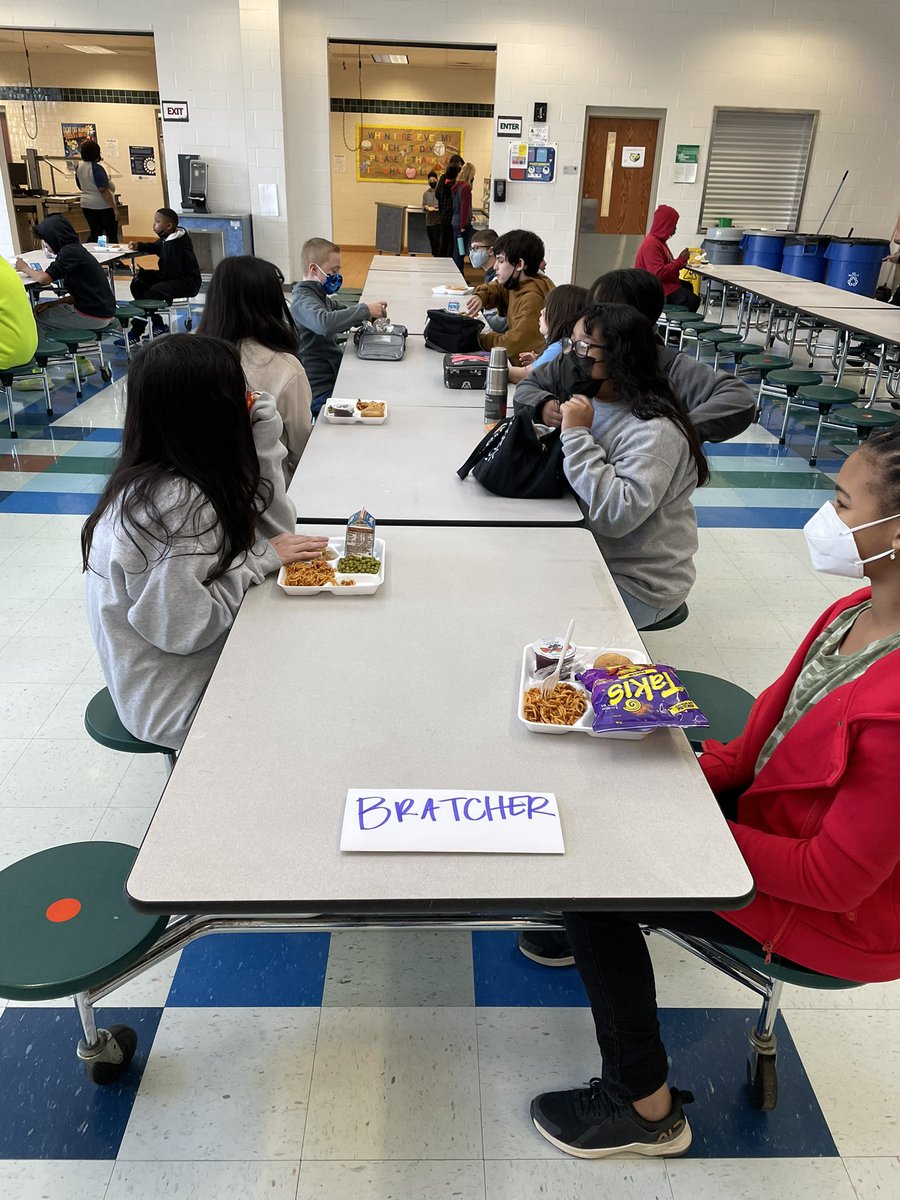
[635,204,699,311]
[530,428,900,1160]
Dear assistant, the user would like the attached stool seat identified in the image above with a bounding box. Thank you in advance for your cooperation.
[698,329,739,362]
[715,340,763,373]
[131,298,170,334]
[675,668,755,751]
[85,687,177,773]
[0,841,170,1082]
[743,354,794,418]
[794,384,860,465]
[1,338,65,434]
[762,369,823,444]
[47,326,114,398]
[827,404,900,448]
[638,600,689,633]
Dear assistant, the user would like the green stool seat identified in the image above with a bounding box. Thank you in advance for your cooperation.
[766,368,823,389]
[699,329,738,345]
[115,304,144,322]
[668,313,705,325]
[743,353,793,373]
[85,687,173,756]
[131,298,168,314]
[47,327,104,349]
[725,946,863,992]
[690,322,721,334]
[34,338,67,362]
[829,406,900,433]
[717,341,760,358]
[677,668,755,750]
[639,601,689,633]
[0,842,169,1002]
[797,384,858,407]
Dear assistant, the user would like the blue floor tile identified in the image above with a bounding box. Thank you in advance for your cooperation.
[167,932,331,1007]
[472,931,588,1007]
[0,491,99,514]
[0,1006,162,1160]
[696,506,818,528]
[662,1008,838,1158]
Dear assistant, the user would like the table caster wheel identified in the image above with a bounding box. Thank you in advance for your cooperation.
[747,1052,778,1111]
[100,366,112,383]
[83,1024,137,1085]
[185,318,193,331]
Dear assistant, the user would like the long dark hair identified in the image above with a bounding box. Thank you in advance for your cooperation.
[588,268,665,325]
[198,255,299,354]
[543,284,587,346]
[81,335,273,584]
[864,424,900,513]
[583,303,709,487]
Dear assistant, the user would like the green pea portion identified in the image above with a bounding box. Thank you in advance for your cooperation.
[337,555,380,574]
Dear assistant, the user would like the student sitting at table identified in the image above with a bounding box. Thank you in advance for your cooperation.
[466,229,554,363]
[127,207,202,340]
[515,302,708,628]
[81,335,328,751]
[290,238,388,416]
[468,228,506,333]
[635,203,700,312]
[529,429,900,1160]
[16,215,116,336]
[0,257,38,373]
[199,255,311,485]
[508,283,587,384]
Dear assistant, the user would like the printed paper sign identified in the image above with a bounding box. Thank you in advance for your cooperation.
[340,789,565,854]
[508,142,529,180]
[621,146,645,168]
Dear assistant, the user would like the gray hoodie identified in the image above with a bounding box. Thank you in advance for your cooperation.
[290,278,369,397]
[515,343,755,443]
[84,395,295,751]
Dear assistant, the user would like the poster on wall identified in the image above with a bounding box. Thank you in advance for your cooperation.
[61,122,97,159]
[356,125,464,183]
[129,146,157,177]
[673,144,700,184]
[621,146,646,168]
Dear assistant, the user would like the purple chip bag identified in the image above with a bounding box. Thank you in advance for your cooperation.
[575,662,709,735]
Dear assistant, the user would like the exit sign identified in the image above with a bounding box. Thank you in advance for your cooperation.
[496,115,523,138]
[161,100,189,122]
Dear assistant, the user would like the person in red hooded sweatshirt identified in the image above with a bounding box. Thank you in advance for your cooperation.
[528,426,900,1161]
[635,204,699,312]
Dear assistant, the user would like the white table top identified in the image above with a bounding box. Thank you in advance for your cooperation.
[796,306,900,342]
[334,336,485,408]
[694,263,891,310]
[11,245,134,284]
[373,279,469,336]
[368,254,459,275]
[126,525,754,915]
[289,404,582,525]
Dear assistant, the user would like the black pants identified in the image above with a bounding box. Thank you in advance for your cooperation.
[131,270,192,304]
[667,283,701,312]
[564,792,761,1103]
[426,223,442,257]
[438,221,455,258]
[84,208,119,243]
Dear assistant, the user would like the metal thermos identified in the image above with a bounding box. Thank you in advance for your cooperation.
[484,346,508,428]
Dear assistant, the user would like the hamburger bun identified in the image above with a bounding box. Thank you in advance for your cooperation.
[592,652,636,671]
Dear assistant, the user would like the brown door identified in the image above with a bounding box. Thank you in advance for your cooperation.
[575,114,660,285]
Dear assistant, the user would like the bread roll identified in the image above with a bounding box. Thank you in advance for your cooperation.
[592,652,636,670]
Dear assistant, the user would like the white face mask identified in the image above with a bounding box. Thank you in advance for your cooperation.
[803,500,900,578]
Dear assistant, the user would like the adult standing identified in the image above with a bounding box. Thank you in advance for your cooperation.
[634,204,698,312]
[451,162,476,272]
[422,171,441,257]
[884,210,900,305]
[435,154,463,258]
[75,139,119,244]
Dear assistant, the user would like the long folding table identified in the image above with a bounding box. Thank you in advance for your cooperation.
[331,335,484,409]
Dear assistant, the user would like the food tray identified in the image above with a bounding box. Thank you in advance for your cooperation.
[431,284,474,295]
[323,400,388,426]
[518,643,651,740]
[277,537,386,596]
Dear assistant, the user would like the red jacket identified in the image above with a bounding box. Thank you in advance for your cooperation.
[452,180,472,231]
[702,588,900,983]
[635,204,688,296]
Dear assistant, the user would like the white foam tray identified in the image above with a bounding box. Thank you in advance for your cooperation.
[518,643,652,740]
[323,401,388,425]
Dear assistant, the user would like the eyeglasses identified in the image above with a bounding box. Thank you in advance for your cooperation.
[562,336,608,360]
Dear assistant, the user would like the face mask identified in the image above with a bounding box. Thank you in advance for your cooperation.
[557,349,605,399]
[316,265,342,295]
[469,248,489,269]
[803,501,900,578]
[501,266,521,291]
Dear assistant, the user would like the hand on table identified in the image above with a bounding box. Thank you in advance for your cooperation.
[269,534,330,565]
[518,350,538,366]
[14,257,29,273]
[466,295,483,316]
[537,398,563,428]
[127,242,138,251]
[560,395,595,431]
[367,301,388,320]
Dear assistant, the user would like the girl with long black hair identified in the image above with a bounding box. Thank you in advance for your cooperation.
[198,255,312,483]
[82,335,327,750]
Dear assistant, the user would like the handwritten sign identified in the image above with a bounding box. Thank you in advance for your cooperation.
[340,789,564,854]
[356,124,463,183]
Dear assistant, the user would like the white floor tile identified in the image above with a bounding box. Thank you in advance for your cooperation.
[785,1010,900,1156]
[0,560,78,601]
[0,597,42,637]
[0,737,31,786]
[7,540,83,574]
[16,595,91,640]
[780,977,900,1011]
[92,804,156,847]
[303,1007,481,1159]
[648,932,755,1008]
[0,806,102,870]
[0,635,94,685]
[322,930,475,1007]
[0,738,131,808]
[0,682,68,738]
[106,1159,300,1198]
[476,1007,599,1160]
[36,683,104,740]
[485,1158,672,1199]
[843,1156,900,1199]
[106,755,170,807]
[298,1161,486,1200]
[0,1160,113,1200]
[118,1007,319,1161]
[665,1157,857,1199]
[71,653,108,689]
[716,647,794,696]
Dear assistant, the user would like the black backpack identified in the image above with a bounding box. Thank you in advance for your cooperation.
[423,308,484,353]
[457,410,568,499]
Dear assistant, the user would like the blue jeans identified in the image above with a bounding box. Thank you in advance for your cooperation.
[311,391,331,417]
[616,586,681,631]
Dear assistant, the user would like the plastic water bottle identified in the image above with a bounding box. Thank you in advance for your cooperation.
[97,233,108,249]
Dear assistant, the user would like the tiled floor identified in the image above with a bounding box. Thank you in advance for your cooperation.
[1,308,899,1198]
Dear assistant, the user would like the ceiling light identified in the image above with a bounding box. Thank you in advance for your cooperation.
[371,53,408,64]
[64,44,118,55]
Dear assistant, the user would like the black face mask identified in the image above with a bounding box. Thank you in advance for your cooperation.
[556,350,605,399]
[501,266,521,291]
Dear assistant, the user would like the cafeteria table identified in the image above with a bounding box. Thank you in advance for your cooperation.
[126,525,754,917]
[332,334,487,409]
[367,253,452,274]
[375,276,472,335]
[288,403,583,525]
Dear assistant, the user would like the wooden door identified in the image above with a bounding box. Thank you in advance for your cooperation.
[583,117,659,235]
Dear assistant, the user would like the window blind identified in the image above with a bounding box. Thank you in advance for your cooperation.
[699,108,818,232]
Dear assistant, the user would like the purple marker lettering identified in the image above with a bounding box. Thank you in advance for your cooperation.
[357,795,391,830]
[395,797,416,822]
[526,794,554,818]
[441,795,464,821]
[420,796,438,821]
[506,794,527,817]
[463,797,486,821]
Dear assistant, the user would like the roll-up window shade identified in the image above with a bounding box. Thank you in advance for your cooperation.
[699,108,818,231]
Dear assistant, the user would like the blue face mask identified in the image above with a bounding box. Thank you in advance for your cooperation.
[317,265,343,295]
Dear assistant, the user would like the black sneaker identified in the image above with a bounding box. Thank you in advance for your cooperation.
[531,1079,693,1159]
[517,929,575,967]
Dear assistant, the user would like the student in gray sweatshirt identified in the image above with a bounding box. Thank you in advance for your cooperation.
[515,267,755,444]
[81,336,329,751]
[519,303,709,628]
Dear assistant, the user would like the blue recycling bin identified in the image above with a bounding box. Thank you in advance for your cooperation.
[824,238,890,297]
[782,235,830,282]
[740,231,786,270]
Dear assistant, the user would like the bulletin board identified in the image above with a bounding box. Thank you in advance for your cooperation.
[356,124,464,183]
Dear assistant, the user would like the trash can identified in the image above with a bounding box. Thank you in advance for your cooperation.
[740,231,786,270]
[701,227,744,296]
[824,237,891,297]
[781,235,830,282]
